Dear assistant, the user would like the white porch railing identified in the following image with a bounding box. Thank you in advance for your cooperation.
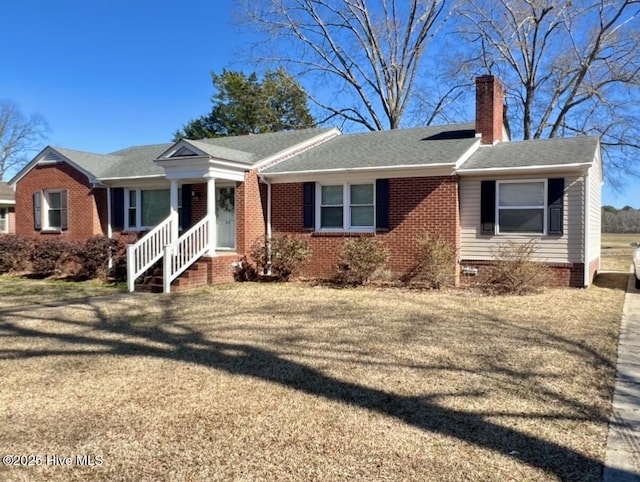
[126,213,178,292]
[163,216,210,293]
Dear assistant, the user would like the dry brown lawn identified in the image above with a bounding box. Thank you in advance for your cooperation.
[0,272,625,481]
[0,276,123,310]
[601,232,639,272]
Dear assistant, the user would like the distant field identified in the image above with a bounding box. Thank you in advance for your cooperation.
[601,232,640,271]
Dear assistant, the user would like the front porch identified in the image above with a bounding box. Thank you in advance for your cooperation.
[125,177,241,293]
[120,138,271,293]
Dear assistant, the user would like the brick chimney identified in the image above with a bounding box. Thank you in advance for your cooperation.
[475,75,504,145]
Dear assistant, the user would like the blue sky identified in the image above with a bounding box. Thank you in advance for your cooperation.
[1,0,637,207]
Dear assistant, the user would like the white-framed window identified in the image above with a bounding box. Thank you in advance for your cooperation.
[34,189,68,231]
[0,208,7,233]
[125,188,181,230]
[316,183,375,231]
[496,180,547,234]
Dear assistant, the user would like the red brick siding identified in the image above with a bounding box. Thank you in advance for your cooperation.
[94,188,108,235]
[271,176,460,280]
[190,183,208,224]
[237,170,267,254]
[15,163,103,242]
[206,254,237,284]
[475,76,504,145]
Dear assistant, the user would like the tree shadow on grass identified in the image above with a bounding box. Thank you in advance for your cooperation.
[0,293,627,481]
[594,272,630,291]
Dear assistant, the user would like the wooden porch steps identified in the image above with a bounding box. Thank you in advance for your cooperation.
[135,258,209,293]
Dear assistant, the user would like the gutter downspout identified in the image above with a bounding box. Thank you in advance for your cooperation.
[266,179,272,276]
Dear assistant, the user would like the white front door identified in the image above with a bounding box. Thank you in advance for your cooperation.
[216,186,236,249]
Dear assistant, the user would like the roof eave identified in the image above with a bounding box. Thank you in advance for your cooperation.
[255,128,342,171]
[97,174,166,182]
[262,163,457,184]
[456,162,593,176]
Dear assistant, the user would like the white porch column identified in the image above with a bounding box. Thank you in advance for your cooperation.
[207,177,217,256]
[106,187,113,269]
[106,187,113,239]
[170,180,179,241]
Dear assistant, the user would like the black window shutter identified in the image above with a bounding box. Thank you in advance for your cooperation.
[181,184,192,230]
[303,182,315,230]
[480,180,496,235]
[60,190,68,230]
[33,191,41,230]
[112,188,125,230]
[548,178,564,235]
[376,179,389,231]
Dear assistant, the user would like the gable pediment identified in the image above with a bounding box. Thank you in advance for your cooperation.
[39,149,64,164]
[171,146,200,158]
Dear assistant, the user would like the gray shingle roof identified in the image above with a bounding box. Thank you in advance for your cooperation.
[53,147,132,178]
[36,128,335,181]
[261,124,478,174]
[193,127,336,163]
[0,182,14,202]
[183,140,256,165]
[103,143,173,178]
[13,126,599,185]
[459,135,600,171]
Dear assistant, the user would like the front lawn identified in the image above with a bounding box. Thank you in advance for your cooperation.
[600,232,639,272]
[0,275,124,310]
[0,279,624,481]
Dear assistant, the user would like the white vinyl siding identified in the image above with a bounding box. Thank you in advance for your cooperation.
[588,154,602,265]
[460,174,585,263]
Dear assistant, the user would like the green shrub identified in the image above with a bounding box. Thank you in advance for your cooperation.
[31,239,79,277]
[485,240,551,295]
[336,237,389,286]
[249,234,311,281]
[0,234,31,273]
[411,234,457,289]
[77,235,119,280]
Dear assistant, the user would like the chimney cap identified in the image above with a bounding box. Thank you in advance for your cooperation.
[476,75,497,83]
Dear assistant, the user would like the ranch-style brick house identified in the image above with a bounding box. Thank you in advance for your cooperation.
[9,76,602,292]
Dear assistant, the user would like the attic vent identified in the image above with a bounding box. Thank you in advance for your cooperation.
[41,151,63,163]
[172,146,198,157]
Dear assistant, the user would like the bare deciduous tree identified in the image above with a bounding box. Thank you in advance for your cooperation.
[238,0,452,131]
[456,0,640,183]
[0,101,48,181]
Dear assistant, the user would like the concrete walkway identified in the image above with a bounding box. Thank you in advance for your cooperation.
[604,274,640,481]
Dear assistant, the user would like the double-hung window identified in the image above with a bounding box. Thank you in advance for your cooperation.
[317,183,375,231]
[497,180,546,234]
[0,208,7,233]
[320,185,343,229]
[125,188,181,230]
[33,190,68,231]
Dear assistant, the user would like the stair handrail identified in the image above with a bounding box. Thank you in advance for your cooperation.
[163,216,210,293]
[126,213,178,292]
